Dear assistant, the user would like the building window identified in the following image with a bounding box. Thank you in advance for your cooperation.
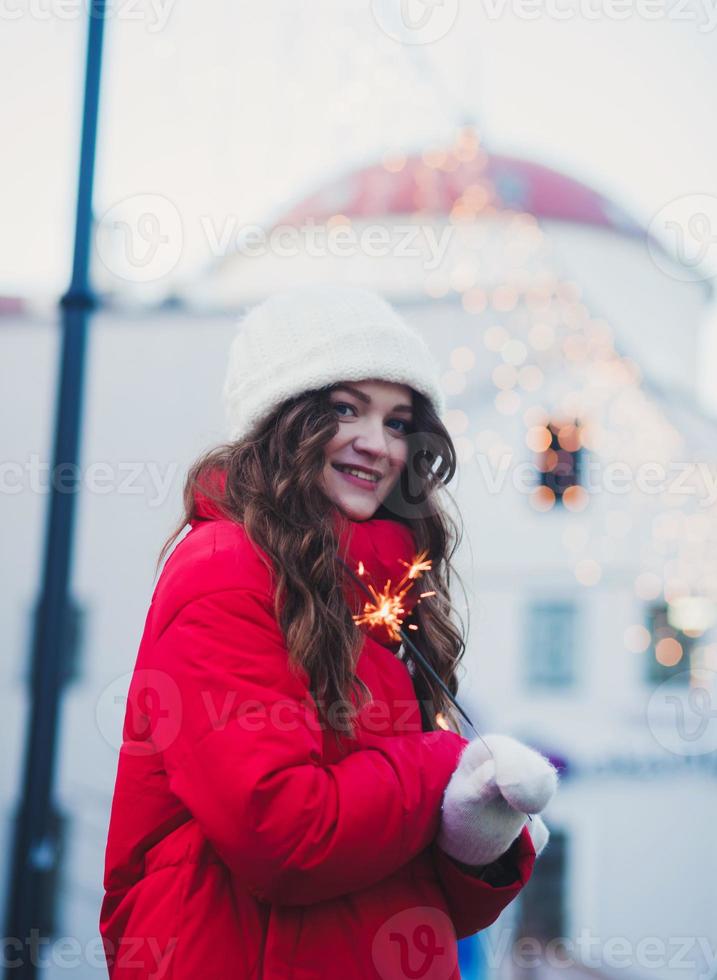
[536,419,583,504]
[524,601,576,688]
[645,602,693,685]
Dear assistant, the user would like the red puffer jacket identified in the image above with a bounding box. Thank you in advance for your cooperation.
[99,485,535,979]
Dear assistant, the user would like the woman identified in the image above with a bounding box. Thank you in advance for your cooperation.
[100,285,557,979]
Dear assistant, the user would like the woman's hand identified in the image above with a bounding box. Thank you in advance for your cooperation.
[436,733,558,868]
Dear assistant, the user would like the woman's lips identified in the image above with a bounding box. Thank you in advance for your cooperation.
[332,464,380,490]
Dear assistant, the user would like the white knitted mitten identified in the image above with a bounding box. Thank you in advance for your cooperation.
[436,733,558,867]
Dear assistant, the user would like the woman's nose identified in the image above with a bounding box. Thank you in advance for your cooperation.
[352,418,390,458]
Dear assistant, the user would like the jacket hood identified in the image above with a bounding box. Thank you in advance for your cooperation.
[189,466,425,650]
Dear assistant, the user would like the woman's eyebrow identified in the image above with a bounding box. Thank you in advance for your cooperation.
[332,384,413,414]
[332,384,371,404]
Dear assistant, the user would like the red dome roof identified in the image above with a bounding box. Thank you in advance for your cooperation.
[275,150,643,237]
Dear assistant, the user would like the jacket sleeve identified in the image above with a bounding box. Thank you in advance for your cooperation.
[430,824,536,940]
[151,586,469,907]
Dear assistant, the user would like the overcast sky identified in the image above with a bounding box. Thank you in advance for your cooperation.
[3,0,717,406]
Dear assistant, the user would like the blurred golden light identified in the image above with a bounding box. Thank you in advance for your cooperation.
[624,624,651,653]
[440,155,460,173]
[454,143,478,164]
[528,322,555,350]
[563,335,589,361]
[492,364,518,390]
[524,405,550,427]
[492,285,518,312]
[536,448,558,472]
[668,596,717,634]
[525,286,553,311]
[450,264,477,292]
[655,638,683,667]
[557,280,582,302]
[557,424,580,452]
[327,213,351,227]
[562,485,589,511]
[450,202,476,223]
[518,366,545,392]
[664,578,689,604]
[463,183,490,209]
[530,485,556,511]
[382,154,407,173]
[579,421,603,451]
[526,426,552,453]
[422,148,446,169]
[502,339,528,365]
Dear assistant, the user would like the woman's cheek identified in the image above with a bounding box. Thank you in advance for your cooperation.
[384,465,403,499]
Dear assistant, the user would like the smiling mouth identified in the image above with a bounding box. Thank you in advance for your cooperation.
[332,463,382,485]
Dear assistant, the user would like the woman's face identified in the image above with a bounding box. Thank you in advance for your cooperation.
[319,379,414,522]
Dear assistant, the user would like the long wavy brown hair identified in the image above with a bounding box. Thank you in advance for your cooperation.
[156,382,470,741]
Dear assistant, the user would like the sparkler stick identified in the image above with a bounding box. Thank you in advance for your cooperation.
[339,552,533,823]
[340,553,535,824]
[338,555,491,752]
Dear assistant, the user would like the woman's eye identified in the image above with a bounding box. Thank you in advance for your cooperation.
[387,418,411,434]
[332,402,357,417]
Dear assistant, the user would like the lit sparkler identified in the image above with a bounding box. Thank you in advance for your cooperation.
[339,550,513,785]
[351,549,435,642]
[339,549,535,819]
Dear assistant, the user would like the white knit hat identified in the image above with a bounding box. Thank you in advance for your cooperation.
[222,285,446,442]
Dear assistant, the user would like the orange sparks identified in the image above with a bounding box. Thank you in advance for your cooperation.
[353,583,407,642]
[351,551,433,641]
[397,550,432,587]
